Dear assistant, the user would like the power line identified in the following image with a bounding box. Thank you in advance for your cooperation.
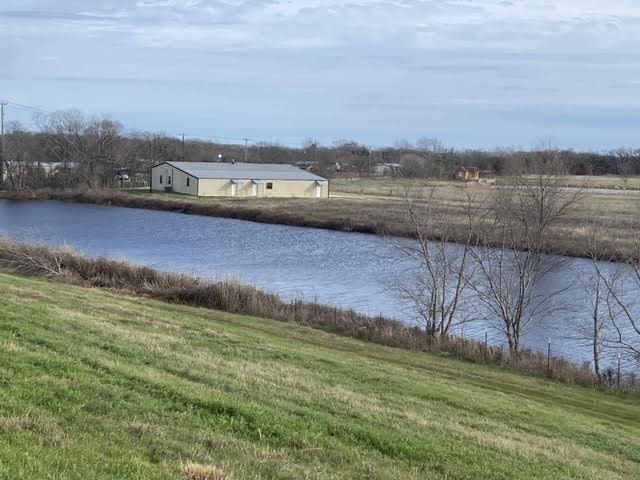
[7,101,49,114]
[2,100,322,149]
[210,135,257,143]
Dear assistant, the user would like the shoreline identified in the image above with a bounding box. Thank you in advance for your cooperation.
[0,189,631,263]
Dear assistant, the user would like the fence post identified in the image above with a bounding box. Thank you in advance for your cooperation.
[617,353,622,389]
[547,338,551,377]
[484,331,488,363]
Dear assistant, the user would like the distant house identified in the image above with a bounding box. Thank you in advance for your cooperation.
[294,161,318,172]
[373,163,402,177]
[30,161,72,176]
[151,161,329,198]
[456,166,481,182]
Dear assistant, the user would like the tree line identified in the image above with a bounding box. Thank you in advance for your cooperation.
[1,109,639,191]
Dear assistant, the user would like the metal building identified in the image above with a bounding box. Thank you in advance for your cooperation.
[151,162,329,198]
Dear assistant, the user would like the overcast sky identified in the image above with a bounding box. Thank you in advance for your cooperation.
[1,1,639,149]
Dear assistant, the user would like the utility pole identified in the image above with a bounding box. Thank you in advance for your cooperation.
[369,145,374,174]
[181,133,185,161]
[243,138,249,162]
[0,101,6,186]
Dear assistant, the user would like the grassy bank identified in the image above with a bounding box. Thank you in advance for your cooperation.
[1,184,638,260]
[1,272,639,479]
[0,239,600,387]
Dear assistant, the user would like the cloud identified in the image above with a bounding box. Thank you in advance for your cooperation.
[1,1,640,149]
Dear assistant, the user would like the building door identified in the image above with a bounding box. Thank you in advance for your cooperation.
[231,182,238,197]
[315,184,322,198]
[165,169,173,192]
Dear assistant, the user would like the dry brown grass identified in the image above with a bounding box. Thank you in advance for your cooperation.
[0,415,65,445]
[127,420,160,438]
[181,462,229,480]
[333,175,640,196]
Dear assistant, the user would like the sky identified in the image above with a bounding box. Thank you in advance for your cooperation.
[1,0,639,150]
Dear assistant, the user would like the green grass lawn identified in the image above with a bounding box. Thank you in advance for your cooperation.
[1,273,639,479]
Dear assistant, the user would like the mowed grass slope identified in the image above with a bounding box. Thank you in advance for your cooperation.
[0,273,639,480]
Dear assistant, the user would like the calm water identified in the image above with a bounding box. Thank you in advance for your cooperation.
[0,199,635,369]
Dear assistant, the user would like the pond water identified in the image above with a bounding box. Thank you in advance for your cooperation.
[0,199,635,370]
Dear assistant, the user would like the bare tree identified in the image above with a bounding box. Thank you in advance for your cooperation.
[391,186,480,338]
[399,153,425,178]
[37,110,126,188]
[1,122,51,191]
[332,141,371,176]
[470,223,569,357]
[576,222,610,380]
[416,137,444,154]
[3,122,29,190]
[84,117,125,188]
[470,154,582,357]
[393,138,413,150]
[416,137,447,178]
[0,237,66,276]
[597,235,640,363]
[612,148,640,179]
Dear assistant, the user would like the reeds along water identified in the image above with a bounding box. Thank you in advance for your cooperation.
[0,237,625,390]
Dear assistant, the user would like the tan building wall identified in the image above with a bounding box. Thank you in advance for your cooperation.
[196,179,234,197]
[198,178,328,198]
[151,164,198,195]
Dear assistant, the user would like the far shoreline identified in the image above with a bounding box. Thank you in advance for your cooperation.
[0,187,633,263]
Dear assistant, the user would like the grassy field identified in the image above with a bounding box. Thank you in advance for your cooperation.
[331,177,477,198]
[331,178,640,257]
[331,175,640,197]
[1,272,639,479]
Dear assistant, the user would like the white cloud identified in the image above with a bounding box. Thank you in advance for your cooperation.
[2,1,640,148]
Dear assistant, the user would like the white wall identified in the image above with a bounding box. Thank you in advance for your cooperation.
[151,163,198,196]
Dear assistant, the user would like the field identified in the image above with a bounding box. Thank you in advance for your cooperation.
[331,177,640,256]
[331,175,640,198]
[1,272,639,479]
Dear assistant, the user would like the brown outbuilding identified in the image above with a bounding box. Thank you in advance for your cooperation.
[455,166,481,182]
